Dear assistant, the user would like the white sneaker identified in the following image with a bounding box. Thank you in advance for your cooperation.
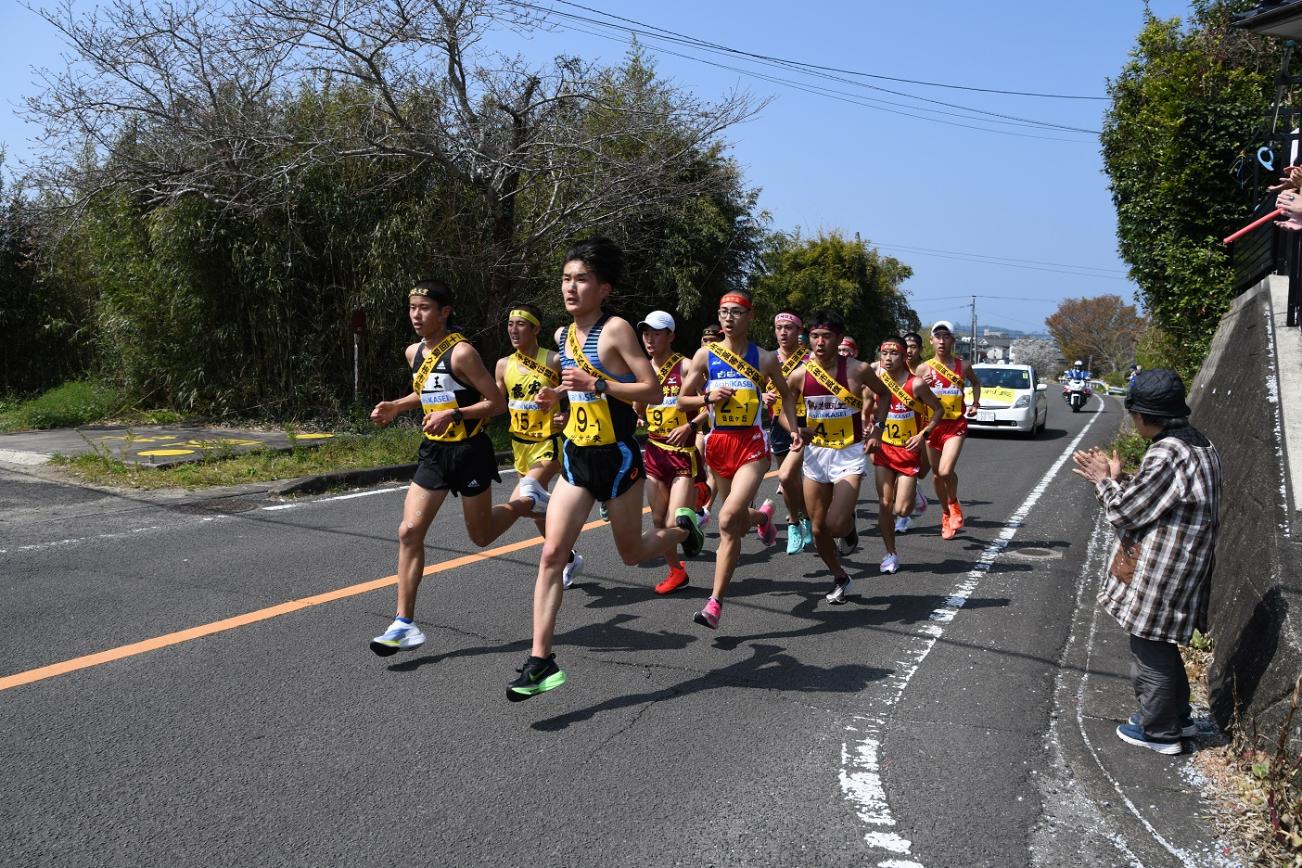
[518,477,549,517]
[563,551,583,589]
[880,553,899,574]
[369,618,426,657]
[836,526,859,556]
[698,506,711,529]
[894,516,911,534]
[912,489,927,517]
[825,576,851,605]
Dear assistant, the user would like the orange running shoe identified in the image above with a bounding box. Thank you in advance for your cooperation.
[940,508,956,540]
[655,565,689,595]
[950,501,965,532]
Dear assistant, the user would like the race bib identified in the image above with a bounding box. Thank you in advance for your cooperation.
[710,380,760,428]
[646,395,687,436]
[806,396,857,449]
[508,399,552,441]
[882,409,918,446]
[565,390,616,446]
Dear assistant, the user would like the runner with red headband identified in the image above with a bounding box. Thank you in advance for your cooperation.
[763,308,812,555]
[869,336,943,574]
[788,310,890,603]
[680,288,802,629]
[895,331,933,533]
[917,321,982,540]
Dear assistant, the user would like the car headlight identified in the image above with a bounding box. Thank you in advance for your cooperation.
[1012,395,1030,409]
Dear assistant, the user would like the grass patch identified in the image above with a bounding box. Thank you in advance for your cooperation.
[0,381,128,431]
[55,425,427,489]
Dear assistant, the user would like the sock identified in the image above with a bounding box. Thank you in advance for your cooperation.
[395,616,413,625]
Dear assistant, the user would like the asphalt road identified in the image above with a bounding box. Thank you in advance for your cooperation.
[0,398,1228,867]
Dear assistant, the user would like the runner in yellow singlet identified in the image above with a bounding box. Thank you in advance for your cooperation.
[494,302,582,589]
[893,330,934,534]
[761,308,812,556]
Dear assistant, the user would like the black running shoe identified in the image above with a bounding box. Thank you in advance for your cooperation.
[837,526,859,556]
[507,653,566,701]
[675,507,705,558]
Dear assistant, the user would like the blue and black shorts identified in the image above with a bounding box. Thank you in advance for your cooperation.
[562,437,644,502]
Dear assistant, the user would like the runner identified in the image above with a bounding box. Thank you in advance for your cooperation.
[838,336,859,360]
[508,238,703,700]
[695,324,725,523]
[494,303,583,589]
[869,336,943,574]
[894,330,933,534]
[762,309,812,555]
[917,320,982,540]
[788,310,889,604]
[635,310,710,595]
[681,288,802,629]
[368,280,535,656]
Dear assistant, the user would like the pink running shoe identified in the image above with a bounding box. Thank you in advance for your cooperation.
[755,499,777,546]
[912,489,927,516]
[693,596,722,629]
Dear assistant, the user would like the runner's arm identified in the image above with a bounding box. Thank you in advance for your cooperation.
[913,380,944,435]
[964,361,982,406]
[448,343,507,421]
[370,343,424,425]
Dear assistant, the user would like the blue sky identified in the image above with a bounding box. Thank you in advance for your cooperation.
[0,1,1198,335]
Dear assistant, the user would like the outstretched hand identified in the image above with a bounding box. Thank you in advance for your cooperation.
[1071,446,1121,484]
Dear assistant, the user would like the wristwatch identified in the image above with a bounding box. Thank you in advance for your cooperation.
[594,379,608,395]
[451,409,465,424]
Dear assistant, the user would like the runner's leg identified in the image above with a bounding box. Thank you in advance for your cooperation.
[606,477,688,565]
[710,458,769,600]
[802,475,840,576]
[461,485,534,548]
[395,483,449,618]
[530,478,595,658]
[876,466,898,556]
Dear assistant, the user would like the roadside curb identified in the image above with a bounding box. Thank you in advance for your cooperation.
[272,446,521,496]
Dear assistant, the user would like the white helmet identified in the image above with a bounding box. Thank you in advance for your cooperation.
[1073,360,1084,367]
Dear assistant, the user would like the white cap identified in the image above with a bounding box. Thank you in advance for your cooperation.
[931,320,955,335]
[637,310,675,332]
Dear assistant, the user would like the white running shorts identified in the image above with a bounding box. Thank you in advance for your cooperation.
[801,443,867,484]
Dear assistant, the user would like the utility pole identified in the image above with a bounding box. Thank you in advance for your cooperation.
[970,296,978,363]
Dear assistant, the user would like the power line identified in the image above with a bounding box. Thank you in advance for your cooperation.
[511,1,1102,139]
[868,242,1127,275]
[548,0,1108,102]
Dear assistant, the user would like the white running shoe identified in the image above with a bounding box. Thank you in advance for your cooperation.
[369,618,426,656]
[894,516,911,534]
[912,489,927,517]
[825,576,851,605]
[563,551,583,589]
[698,506,711,529]
[880,553,899,574]
[518,476,549,517]
[836,526,859,556]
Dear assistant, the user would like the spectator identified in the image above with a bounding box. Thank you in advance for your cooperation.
[1072,369,1221,754]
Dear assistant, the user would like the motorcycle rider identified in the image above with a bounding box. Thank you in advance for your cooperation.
[1066,360,1091,382]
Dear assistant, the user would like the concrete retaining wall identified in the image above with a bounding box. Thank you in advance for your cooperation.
[1189,277,1302,748]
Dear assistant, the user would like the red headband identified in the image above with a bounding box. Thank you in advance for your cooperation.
[879,338,906,351]
[720,294,752,310]
[774,312,802,327]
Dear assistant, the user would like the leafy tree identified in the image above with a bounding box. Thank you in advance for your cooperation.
[1045,294,1146,375]
[1101,1,1283,374]
[749,231,918,347]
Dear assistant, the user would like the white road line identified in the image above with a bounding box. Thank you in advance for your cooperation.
[840,410,1103,867]
[261,485,407,510]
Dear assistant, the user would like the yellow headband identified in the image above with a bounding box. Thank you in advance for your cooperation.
[509,309,540,327]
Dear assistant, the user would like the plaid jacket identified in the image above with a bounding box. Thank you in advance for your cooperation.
[1094,434,1221,644]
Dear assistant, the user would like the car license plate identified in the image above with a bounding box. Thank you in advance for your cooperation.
[977,410,994,422]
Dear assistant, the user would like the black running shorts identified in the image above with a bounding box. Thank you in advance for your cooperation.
[561,437,644,502]
[413,432,501,497]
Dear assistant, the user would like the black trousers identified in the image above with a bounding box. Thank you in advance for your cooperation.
[1129,634,1191,741]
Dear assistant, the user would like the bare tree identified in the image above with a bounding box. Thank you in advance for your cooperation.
[1045,294,1145,376]
[1009,337,1063,382]
[25,0,764,295]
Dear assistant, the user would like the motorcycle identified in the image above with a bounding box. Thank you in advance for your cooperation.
[1062,379,1091,413]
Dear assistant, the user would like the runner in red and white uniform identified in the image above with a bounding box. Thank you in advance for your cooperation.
[761,309,812,555]
[680,288,802,629]
[917,320,983,540]
[894,331,933,533]
[788,310,889,603]
[636,310,710,595]
[868,336,943,574]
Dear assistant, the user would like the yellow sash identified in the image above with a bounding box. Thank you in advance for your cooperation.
[928,355,966,420]
[769,351,807,419]
[804,360,862,448]
[506,348,559,442]
[707,342,763,428]
[880,370,925,414]
[563,324,617,447]
[646,354,689,442]
[412,333,481,442]
[878,370,922,446]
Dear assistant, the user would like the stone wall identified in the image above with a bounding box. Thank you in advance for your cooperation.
[1189,279,1302,749]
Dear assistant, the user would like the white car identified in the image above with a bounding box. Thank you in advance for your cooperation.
[963,364,1048,437]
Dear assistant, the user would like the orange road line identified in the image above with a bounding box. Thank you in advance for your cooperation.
[0,469,778,692]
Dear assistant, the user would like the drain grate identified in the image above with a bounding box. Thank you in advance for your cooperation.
[1008,546,1063,560]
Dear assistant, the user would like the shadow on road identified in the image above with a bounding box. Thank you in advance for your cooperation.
[529,641,892,732]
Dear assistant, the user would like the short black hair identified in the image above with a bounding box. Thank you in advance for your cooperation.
[807,308,846,335]
[410,278,453,307]
[903,331,924,346]
[564,237,624,288]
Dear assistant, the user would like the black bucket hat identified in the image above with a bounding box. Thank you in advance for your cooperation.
[1124,369,1191,418]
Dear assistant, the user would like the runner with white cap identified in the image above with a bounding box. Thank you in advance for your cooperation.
[636,310,710,594]
[916,320,982,540]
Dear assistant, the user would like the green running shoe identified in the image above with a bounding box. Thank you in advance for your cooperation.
[675,507,705,558]
[507,653,566,701]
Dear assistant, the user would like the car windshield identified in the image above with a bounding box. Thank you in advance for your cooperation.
[975,368,1030,389]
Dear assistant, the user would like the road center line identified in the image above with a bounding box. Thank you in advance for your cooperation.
[839,410,1103,867]
[2,470,778,693]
